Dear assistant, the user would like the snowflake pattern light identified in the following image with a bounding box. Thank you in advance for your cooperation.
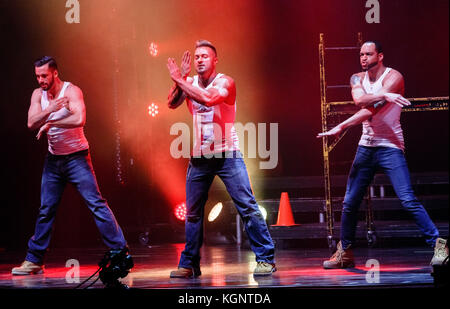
[149,42,159,57]
[174,202,187,221]
[148,102,159,117]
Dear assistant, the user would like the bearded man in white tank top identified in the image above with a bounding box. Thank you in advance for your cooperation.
[166,40,276,278]
[11,57,131,276]
[318,42,447,269]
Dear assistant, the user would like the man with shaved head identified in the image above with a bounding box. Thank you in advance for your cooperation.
[318,41,447,269]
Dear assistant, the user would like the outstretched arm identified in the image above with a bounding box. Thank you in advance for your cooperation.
[317,70,411,138]
[167,58,234,107]
[317,108,373,138]
[317,74,375,138]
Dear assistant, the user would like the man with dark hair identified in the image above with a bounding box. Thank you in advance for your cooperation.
[11,56,131,275]
[364,40,382,54]
[318,41,448,268]
[34,56,58,70]
[166,40,276,278]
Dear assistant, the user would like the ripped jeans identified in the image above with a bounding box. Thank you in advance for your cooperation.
[178,151,275,269]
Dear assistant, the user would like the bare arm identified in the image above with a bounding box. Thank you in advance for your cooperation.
[168,51,191,109]
[317,109,373,138]
[317,69,410,138]
[175,76,234,107]
[27,89,69,130]
[47,85,85,128]
[351,71,410,108]
[167,57,235,107]
[168,79,190,109]
[36,85,86,140]
[317,74,379,138]
[350,74,386,108]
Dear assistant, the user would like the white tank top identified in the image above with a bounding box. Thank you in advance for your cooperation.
[41,82,89,155]
[188,73,240,156]
[358,67,405,151]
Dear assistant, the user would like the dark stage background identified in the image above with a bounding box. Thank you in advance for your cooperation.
[0,0,448,250]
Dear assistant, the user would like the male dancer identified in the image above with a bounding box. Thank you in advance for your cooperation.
[166,40,276,277]
[318,41,448,268]
[12,56,130,275]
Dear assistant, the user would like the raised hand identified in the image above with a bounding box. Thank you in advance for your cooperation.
[180,51,191,78]
[167,58,182,82]
[384,93,411,107]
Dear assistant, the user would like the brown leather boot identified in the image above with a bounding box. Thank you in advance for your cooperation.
[169,267,201,278]
[323,241,355,269]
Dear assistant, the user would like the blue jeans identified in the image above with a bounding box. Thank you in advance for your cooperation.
[26,149,127,264]
[179,151,275,269]
[340,146,439,249]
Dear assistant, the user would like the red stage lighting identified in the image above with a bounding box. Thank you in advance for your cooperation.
[148,103,159,117]
[174,202,187,221]
[149,42,159,57]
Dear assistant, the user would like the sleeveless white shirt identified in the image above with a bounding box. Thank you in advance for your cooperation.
[41,82,89,155]
[358,68,405,151]
[188,73,240,156]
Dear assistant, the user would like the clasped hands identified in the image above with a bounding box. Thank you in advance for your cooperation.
[167,50,191,82]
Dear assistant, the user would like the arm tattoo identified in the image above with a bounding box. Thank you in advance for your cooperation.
[373,100,386,108]
[350,74,361,86]
[168,85,183,106]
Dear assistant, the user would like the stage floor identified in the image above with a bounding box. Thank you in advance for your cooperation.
[0,243,437,289]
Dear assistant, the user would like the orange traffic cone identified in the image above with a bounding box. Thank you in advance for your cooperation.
[272,192,299,226]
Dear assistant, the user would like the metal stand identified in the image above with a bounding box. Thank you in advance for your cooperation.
[319,33,363,250]
[365,188,376,247]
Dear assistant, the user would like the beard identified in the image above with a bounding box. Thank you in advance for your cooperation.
[40,77,54,90]
[362,60,379,71]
